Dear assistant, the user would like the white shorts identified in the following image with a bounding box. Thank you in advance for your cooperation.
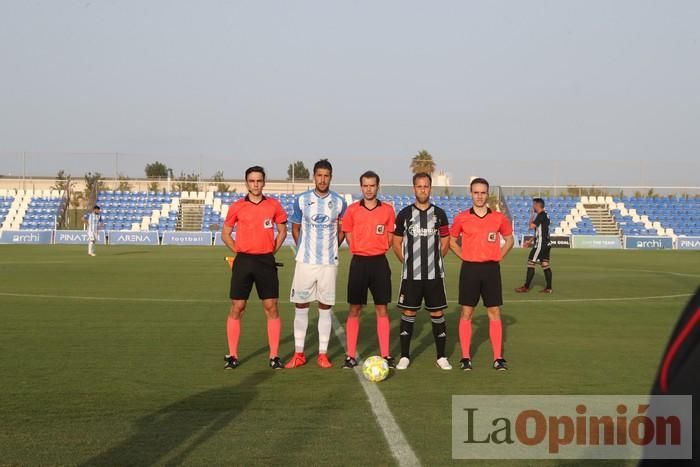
[290,262,338,306]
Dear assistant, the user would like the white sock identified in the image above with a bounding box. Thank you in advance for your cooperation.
[293,307,309,352]
[318,308,332,354]
[88,241,94,254]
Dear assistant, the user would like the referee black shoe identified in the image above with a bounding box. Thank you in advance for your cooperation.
[342,356,358,369]
[493,358,508,371]
[384,356,396,369]
[224,355,240,370]
[459,358,472,371]
[269,357,283,370]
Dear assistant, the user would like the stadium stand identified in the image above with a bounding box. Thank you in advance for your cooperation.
[614,196,700,237]
[1,189,65,230]
[506,194,699,239]
[95,191,177,232]
[506,196,580,239]
[57,191,695,242]
[0,193,15,228]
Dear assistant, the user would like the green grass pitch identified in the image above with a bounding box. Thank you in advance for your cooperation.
[0,245,697,466]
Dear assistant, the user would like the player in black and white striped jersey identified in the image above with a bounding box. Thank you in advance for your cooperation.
[515,198,553,293]
[392,172,452,370]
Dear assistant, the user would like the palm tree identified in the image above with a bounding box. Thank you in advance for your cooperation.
[410,150,436,175]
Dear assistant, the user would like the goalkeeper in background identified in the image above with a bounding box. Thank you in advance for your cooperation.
[82,205,103,257]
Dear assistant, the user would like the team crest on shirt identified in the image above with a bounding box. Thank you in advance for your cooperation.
[263,218,273,229]
[376,224,385,235]
[328,200,333,209]
[487,232,497,242]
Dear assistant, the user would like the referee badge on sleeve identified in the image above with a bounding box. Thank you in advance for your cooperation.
[263,218,273,229]
[376,224,385,235]
[487,232,497,242]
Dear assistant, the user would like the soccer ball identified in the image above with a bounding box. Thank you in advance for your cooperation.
[362,356,390,382]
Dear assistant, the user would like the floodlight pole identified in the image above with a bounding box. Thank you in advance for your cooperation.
[114,152,119,188]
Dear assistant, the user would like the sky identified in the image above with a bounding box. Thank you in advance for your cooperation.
[0,1,698,187]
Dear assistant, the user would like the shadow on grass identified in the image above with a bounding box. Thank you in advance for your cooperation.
[337,304,517,365]
[241,333,294,366]
[80,370,274,466]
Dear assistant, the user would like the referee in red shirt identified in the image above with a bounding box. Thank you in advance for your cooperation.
[222,166,288,370]
[341,171,396,369]
[449,177,514,371]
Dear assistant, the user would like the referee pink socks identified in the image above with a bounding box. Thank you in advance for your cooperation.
[267,317,281,358]
[227,316,241,357]
[227,315,281,358]
[377,315,390,358]
[346,317,360,358]
[347,316,390,358]
[459,319,472,358]
[459,318,503,360]
[489,319,503,360]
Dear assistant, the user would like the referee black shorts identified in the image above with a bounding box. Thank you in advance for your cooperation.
[458,261,503,308]
[347,254,392,305]
[230,253,279,300]
[397,278,448,311]
[528,244,551,263]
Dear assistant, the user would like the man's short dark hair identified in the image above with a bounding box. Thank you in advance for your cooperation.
[412,172,432,186]
[313,159,333,175]
[533,197,545,208]
[93,205,100,210]
[470,177,490,191]
[360,170,380,185]
[245,165,266,181]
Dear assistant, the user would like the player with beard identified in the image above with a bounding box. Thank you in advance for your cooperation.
[392,172,452,370]
[286,159,347,369]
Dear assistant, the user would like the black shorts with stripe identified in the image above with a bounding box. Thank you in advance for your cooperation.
[528,244,551,263]
[397,278,447,311]
[230,253,279,300]
[458,261,503,308]
[347,254,392,305]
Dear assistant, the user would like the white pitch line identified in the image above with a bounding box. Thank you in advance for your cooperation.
[0,291,222,303]
[329,311,421,467]
[286,244,420,466]
[502,293,692,304]
[0,291,691,306]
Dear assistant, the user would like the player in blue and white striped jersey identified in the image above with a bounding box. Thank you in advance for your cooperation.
[286,159,347,369]
[82,205,104,257]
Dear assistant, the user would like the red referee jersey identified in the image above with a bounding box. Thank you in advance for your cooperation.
[341,199,395,256]
[224,195,288,254]
[450,208,512,262]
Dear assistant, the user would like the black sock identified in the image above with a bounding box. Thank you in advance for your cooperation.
[400,314,415,358]
[525,267,535,287]
[431,315,447,359]
[544,268,552,289]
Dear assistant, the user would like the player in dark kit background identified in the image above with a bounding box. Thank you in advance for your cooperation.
[515,198,553,293]
[392,172,452,370]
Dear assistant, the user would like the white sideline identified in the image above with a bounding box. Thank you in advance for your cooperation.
[287,244,420,467]
[329,308,421,467]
